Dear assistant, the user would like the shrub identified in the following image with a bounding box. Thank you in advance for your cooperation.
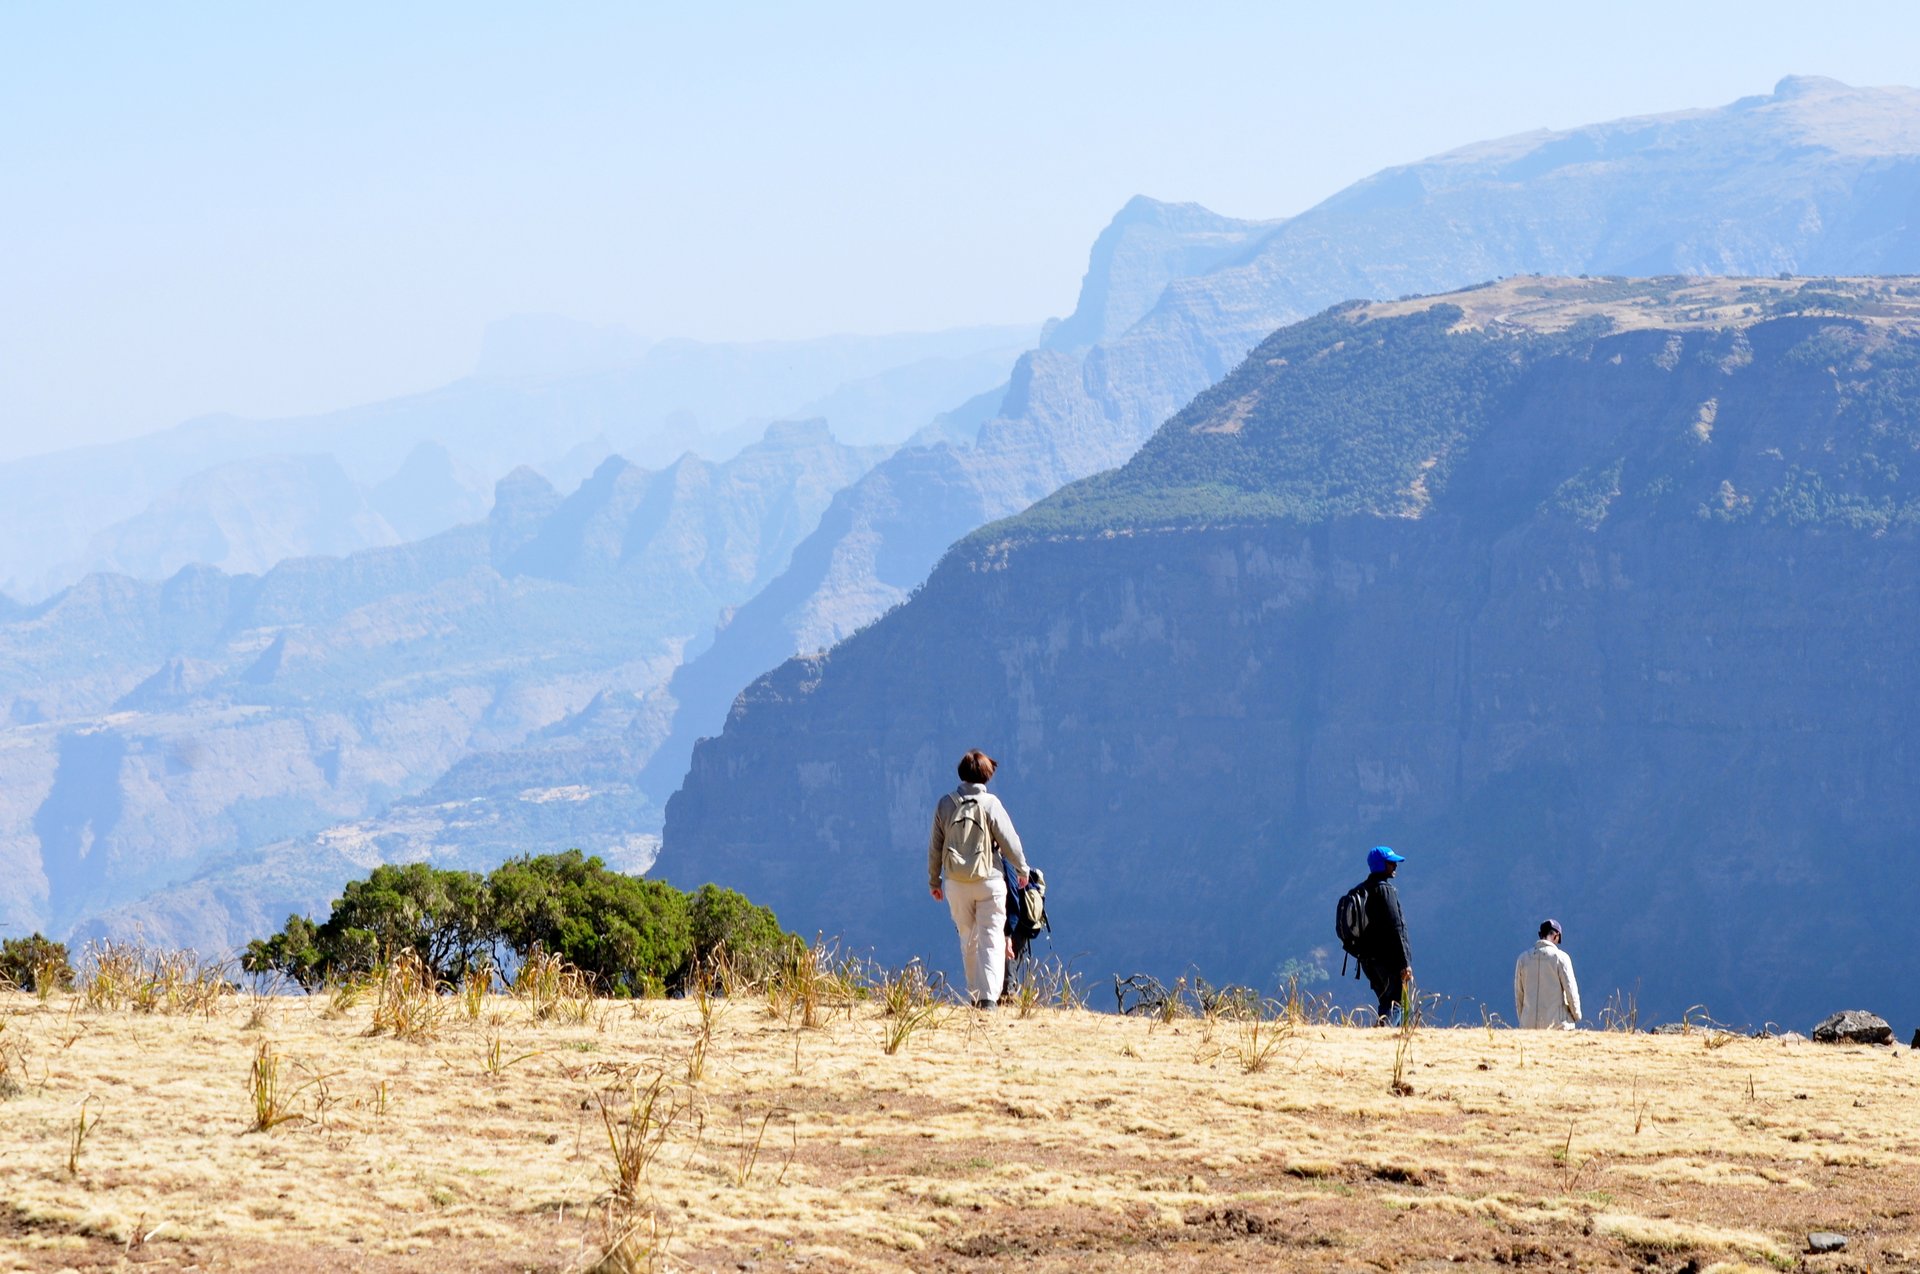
[1,933,74,995]
[241,851,789,1000]
[687,883,790,986]
[240,915,325,991]
[490,850,690,997]
[325,863,495,982]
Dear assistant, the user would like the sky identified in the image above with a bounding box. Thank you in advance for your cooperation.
[4,2,1920,461]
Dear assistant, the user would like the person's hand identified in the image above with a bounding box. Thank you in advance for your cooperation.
[1401,967,1413,984]
[931,886,943,902]
[1015,872,1029,889]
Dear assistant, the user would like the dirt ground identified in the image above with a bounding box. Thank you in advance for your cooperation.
[3,986,1916,1272]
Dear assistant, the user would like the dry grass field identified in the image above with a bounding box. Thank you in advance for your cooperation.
[2,969,1916,1273]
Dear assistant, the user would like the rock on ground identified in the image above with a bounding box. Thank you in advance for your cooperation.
[1811,1010,1893,1045]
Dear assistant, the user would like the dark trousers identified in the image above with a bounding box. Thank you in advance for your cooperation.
[1361,957,1401,1023]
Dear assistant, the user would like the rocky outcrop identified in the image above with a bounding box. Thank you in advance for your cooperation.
[662,280,1920,1030]
[1811,1011,1894,1045]
[1041,197,1283,353]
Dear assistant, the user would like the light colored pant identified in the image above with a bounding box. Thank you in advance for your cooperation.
[944,875,1007,1004]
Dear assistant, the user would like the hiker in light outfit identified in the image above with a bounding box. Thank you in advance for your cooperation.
[928,749,1029,1010]
[1514,918,1582,1029]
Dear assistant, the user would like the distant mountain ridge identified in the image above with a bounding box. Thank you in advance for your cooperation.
[662,276,1920,1028]
[0,421,885,949]
[0,323,1038,601]
[638,76,1920,805]
[56,445,493,585]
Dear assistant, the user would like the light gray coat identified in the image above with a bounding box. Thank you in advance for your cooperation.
[1514,938,1581,1029]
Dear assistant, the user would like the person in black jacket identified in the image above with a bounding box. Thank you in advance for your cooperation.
[1358,846,1413,1024]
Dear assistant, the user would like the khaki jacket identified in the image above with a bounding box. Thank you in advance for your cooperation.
[927,782,1028,891]
[1514,939,1581,1029]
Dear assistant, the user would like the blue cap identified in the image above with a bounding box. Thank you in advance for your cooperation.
[1367,846,1405,873]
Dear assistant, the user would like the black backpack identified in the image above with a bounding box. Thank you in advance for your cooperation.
[1334,880,1371,978]
[1003,863,1051,960]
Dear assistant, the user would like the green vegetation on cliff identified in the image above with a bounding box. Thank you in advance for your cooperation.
[986,304,1523,537]
[969,277,1920,550]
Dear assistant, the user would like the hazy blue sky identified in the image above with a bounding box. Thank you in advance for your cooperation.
[5,2,1919,460]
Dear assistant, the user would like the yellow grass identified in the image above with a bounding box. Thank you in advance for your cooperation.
[1,989,1916,1271]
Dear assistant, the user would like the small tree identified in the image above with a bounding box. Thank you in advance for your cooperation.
[489,851,691,996]
[240,915,326,991]
[322,863,494,982]
[687,883,790,984]
[1,933,74,994]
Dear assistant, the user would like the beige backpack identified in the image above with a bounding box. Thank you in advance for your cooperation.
[941,794,997,883]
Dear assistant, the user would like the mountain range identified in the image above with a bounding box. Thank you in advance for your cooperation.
[11,76,1920,988]
[662,275,1920,1029]
[0,422,883,949]
[636,75,1920,805]
[1,322,1038,602]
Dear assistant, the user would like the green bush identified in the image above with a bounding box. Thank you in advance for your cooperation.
[687,882,792,983]
[490,850,690,997]
[242,852,786,997]
[239,914,326,992]
[325,862,495,982]
[0,933,74,994]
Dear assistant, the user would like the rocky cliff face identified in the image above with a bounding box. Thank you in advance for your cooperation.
[640,78,1920,807]
[0,423,883,951]
[662,278,1920,1029]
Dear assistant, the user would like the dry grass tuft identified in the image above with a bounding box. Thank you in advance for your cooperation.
[480,1029,539,1077]
[0,1016,29,1100]
[598,1074,681,1202]
[77,941,228,1016]
[1231,1005,1291,1074]
[459,955,494,1021]
[767,938,862,1028]
[512,950,594,1024]
[244,1040,338,1132]
[684,975,721,1082]
[66,1095,102,1174]
[366,950,445,1042]
[876,962,944,1056]
[1596,1212,1786,1262]
[585,1208,666,1273]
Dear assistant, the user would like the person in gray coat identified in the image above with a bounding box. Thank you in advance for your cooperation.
[928,749,1029,1010]
[1514,919,1581,1029]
